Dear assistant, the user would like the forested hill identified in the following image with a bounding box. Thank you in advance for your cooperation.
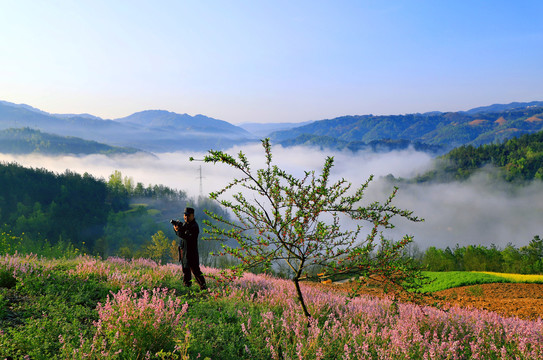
[0,162,224,259]
[411,130,543,183]
[270,103,543,150]
[0,162,114,252]
[0,128,143,155]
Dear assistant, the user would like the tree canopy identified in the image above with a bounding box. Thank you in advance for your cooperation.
[195,138,424,318]
[0,162,224,261]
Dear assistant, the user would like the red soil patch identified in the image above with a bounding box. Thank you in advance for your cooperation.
[468,119,488,126]
[526,115,543,123]
[495,116,506,125]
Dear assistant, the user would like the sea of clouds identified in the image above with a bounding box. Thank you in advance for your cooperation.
[2,143,541,250]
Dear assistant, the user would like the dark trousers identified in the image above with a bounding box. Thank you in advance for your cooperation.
[183,263,206,289]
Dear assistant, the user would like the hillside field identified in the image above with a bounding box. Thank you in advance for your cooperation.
[331,271,543,321]
[420,271,543,293]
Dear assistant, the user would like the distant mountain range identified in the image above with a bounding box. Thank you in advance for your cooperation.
[270,101,543,151]
[237,120,315,138]
[0,101,257,152]
[1,100,542,155]
[461,101,543,114]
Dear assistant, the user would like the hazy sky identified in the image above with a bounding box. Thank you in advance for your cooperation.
[1,1,542,123]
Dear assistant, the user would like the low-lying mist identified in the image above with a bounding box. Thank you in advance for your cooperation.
[2,143,541,250]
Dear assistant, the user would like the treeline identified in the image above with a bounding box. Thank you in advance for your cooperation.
[415,130,543,183]
[420,236,543,274]
[0,162,225,261]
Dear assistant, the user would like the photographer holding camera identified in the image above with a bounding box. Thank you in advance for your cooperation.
[171,207,206,290]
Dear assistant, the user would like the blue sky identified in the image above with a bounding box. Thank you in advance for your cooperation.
[1,1,542,123]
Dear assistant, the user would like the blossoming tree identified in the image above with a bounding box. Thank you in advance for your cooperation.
[193,139,423,318]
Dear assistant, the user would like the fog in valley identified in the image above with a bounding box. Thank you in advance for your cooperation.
[2,144,541,251]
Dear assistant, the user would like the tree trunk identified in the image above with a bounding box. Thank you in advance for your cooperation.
[293,277,311,319]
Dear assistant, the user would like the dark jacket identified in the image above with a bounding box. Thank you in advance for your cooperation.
[175,220,200,267]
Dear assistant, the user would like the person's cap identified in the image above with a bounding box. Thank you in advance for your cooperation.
[184,207,195,215]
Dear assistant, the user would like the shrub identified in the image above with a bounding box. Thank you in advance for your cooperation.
[0,269,16,289]
[64,287,189,359]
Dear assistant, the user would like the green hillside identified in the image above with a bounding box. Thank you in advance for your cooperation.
[412,130,543,183]
[270,105,543,150]
[0,127,142,155]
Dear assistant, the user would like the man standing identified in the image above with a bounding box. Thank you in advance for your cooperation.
[173,207,207,290]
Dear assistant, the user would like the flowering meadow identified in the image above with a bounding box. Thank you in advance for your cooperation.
[1,253,542,359]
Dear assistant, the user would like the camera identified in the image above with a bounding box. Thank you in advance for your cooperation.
[170,219,183,227]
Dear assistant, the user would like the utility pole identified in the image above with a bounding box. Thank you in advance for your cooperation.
[197,165,204,196]
[190,158,205,196]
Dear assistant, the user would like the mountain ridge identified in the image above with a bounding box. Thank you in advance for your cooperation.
[1,100,542,153]
[270,103,543,151]
[0,101,256,152]
[115,109,251,136]
[462,101,543,115]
